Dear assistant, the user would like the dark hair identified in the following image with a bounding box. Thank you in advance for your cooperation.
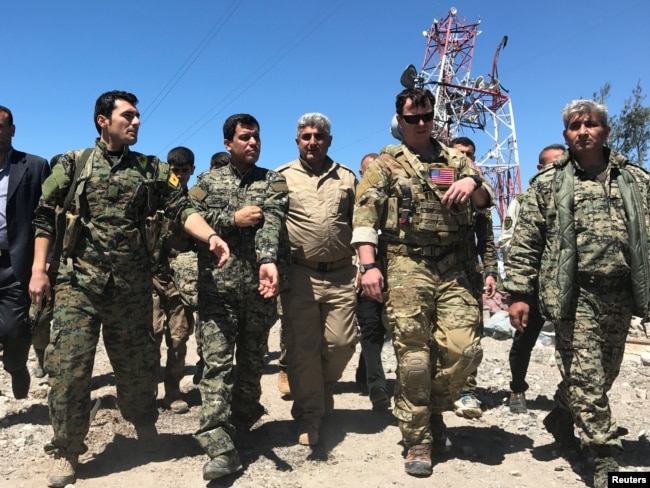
[49,154,63,169]
[223,113,259,141]
[0,105,14,125]
[449,136,476,151]
[167,146,195,166]
[538,143,566,165]
[210,151,230,169]
[94,90,138,135]
[395,88,435,115]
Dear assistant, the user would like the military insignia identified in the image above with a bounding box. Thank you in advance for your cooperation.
[503,216,513,230]
[168,172,180,188]
[430,166,455,186]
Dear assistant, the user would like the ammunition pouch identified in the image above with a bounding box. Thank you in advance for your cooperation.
[61,212,83,261]
[143,210,165,268]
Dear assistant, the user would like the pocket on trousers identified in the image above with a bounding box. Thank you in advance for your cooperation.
[43,329,61,376]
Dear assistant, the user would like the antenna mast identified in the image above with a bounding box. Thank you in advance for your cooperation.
[404,7,522,229]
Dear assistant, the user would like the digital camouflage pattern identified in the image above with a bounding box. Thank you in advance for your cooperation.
[152,213,197,397]
[502,149,650,320]
[188,164,289,458]
[33,139,195,456]
[352,139,492,447]
[170,250,199,311]
[503,148,650,452]
[34,139,196,296]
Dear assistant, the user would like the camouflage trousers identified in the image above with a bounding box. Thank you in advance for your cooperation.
[193,286,277,458]
[152,272,195,395]
[553,283,634,451]
[386,255,482,447]
[45,280,159,456]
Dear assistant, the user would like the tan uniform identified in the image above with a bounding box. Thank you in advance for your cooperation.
[277,157,359,426]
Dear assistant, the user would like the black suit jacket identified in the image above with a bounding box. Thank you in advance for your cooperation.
[5,149,50,285]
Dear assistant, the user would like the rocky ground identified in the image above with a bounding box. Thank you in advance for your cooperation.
[1,318,649,488]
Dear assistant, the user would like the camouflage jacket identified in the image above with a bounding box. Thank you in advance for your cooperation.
[503,149,650,320]
[188,163,289,293]
[33,139,195,295]
[351,139,494,255]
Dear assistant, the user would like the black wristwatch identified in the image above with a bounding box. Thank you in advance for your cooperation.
[259,258,275,265]
[463,174,483,190]
[359,263,378,274]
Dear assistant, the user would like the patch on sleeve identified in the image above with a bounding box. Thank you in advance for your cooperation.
[188,186,208,201]
[271,182,289,192]
[516,193,525,203]
[168,172,180,188]
[503,216,513,230]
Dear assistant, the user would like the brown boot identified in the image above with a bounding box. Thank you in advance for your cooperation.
[46,453,78,488]
[277,370,291,396]
[404,444,432,477]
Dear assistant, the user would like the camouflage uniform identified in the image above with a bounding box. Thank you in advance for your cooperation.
[152,216,196,401]
[32,139,196,456]
[352,139,494,447]
[499,193,546,395]
[503,149,650,452]
[188,163,288,459]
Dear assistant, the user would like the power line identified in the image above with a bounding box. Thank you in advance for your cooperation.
[141,0,243,122]
[155,1,344,155]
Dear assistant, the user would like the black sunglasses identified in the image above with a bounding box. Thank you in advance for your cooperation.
[400,112,434,124]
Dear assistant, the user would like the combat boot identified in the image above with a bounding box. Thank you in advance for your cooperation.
[163,389,189,414]
[542,406,580,455]
[202,450,243,480]
[46,453,78,488]
[404,443,432,477]
[277,370,291,396]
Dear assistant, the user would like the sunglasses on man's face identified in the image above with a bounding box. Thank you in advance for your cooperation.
[400,112,435,124]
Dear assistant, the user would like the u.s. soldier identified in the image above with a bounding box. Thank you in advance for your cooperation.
[503,99,650,488]
[29,90,229,488]
[352,88,493,477]
[188,113,289,481]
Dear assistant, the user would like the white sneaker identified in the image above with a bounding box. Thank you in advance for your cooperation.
[454,394,482,418]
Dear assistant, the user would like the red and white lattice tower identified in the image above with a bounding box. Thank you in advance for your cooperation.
[402,7,522,230]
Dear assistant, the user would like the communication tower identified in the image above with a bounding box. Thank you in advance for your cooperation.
[399,7,522,230]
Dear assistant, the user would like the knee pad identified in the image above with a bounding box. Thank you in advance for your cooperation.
[398,350,431,404]
[460,339,483,377]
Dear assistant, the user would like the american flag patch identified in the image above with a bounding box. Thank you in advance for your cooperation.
[429,167,455,185]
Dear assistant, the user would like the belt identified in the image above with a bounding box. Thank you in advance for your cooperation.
[386,243,454,259]
[577,272,630,289]
[292,256,353,272]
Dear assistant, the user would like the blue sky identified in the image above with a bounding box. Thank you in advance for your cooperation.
[5,0,649,212]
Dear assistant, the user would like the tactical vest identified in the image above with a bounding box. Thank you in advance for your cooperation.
[379,145,473,249]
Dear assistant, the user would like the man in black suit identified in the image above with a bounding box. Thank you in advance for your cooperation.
[0,105,50,399]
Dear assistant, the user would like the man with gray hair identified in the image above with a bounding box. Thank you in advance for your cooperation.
[278,113,359,446]
[503,99,650,488]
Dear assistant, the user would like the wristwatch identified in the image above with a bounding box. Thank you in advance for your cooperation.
[259,258,275,264]
[359,263,378,274]
[462,174,483,189]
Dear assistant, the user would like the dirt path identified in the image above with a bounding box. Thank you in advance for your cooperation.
[1,321,649,488]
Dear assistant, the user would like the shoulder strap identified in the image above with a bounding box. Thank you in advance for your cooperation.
[52,149,93,263]
[63,148,93,212]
